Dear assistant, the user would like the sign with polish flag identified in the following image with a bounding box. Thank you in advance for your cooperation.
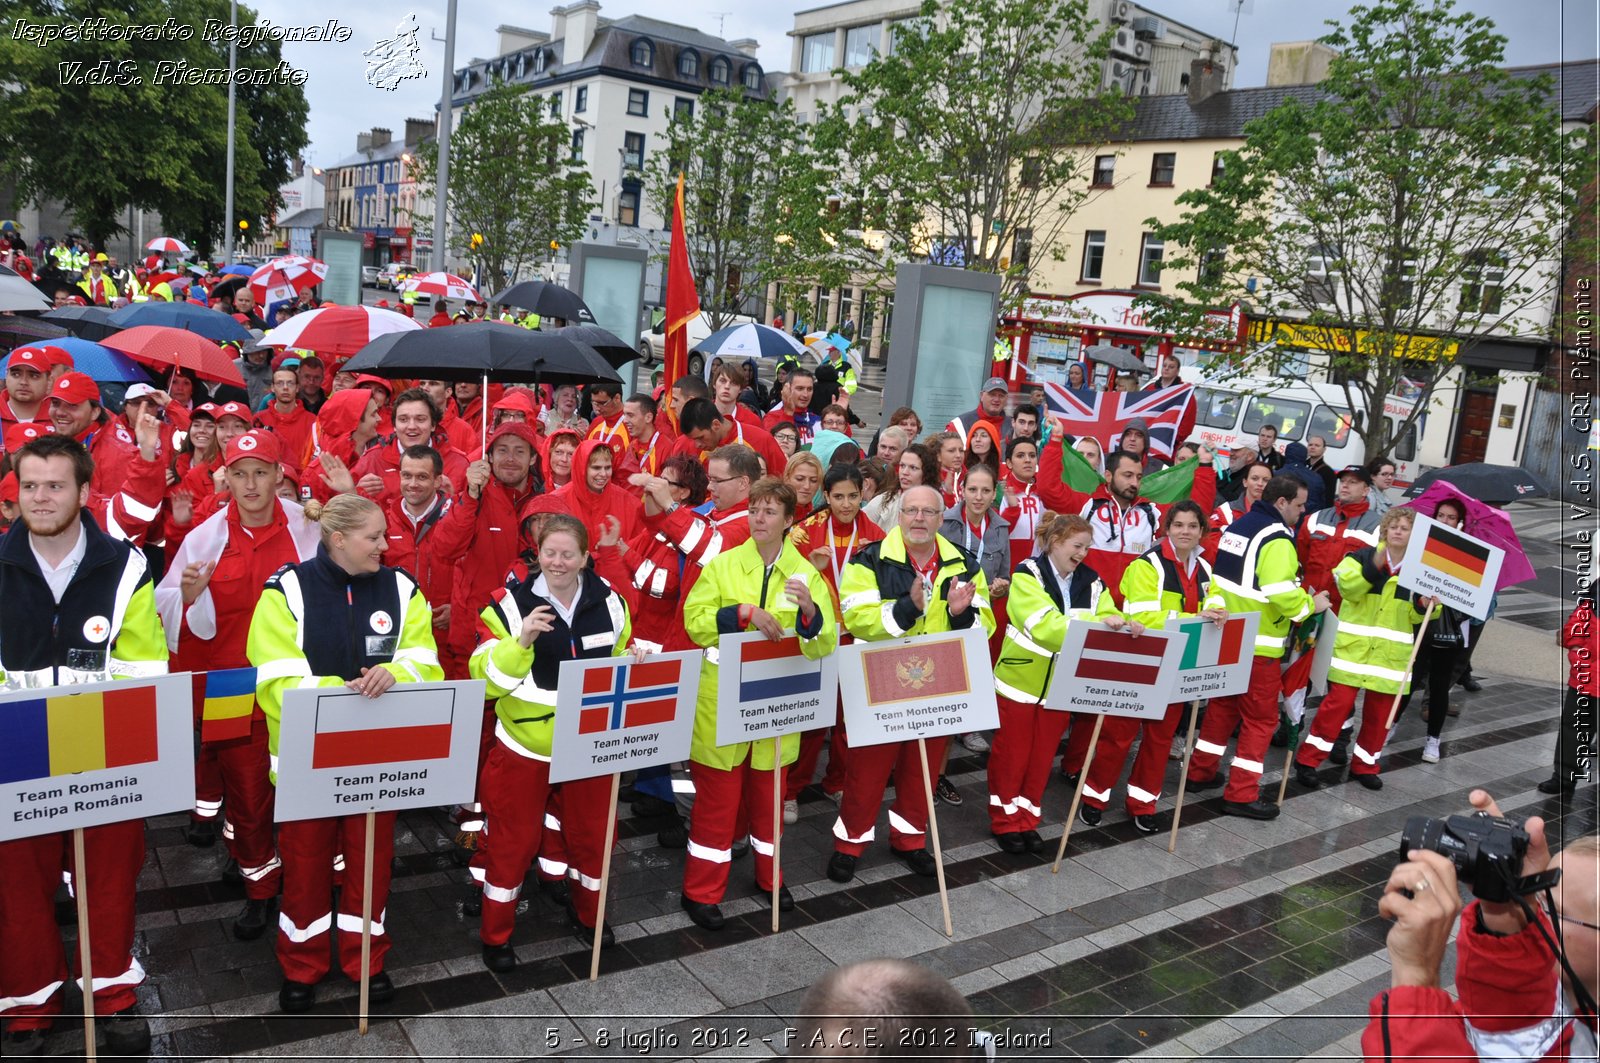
[1043,622,1183,719]
[716,632,838,746]
[273,681,485,821]
[1168,613,1259,700]
[550,651,699,783]
[837,627,998,747]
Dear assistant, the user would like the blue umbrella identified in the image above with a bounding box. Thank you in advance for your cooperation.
[696,322,809,360]
[4,338,151,383]
[220,263,256,278]
[106,300,252,344]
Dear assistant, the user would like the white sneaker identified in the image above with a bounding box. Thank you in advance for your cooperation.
[782,799,799,825]
[1422,737,1441,763]
[961,732,990,754]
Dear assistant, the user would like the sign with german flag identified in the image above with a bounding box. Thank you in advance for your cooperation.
[1043,621,1183,719]
[838,627,998,747]
[1399,515,1504,621]
[0,674,194,842]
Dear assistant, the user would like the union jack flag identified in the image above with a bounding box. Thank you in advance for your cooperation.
[1031,376,1194,460]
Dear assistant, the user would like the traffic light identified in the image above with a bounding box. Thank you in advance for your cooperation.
[470,232,485,250]
[239,220,250,231]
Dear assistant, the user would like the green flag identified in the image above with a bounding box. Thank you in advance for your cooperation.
[1058,439,1104,494]
[1141,456,1200,505]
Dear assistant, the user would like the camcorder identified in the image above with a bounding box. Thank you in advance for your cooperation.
[1400,811,1559,903]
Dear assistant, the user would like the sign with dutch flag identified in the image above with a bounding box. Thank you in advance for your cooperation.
[550,651,700,783]
[1043,621,1183,719]
[1169,613,1259,700]
[715,632,838,745]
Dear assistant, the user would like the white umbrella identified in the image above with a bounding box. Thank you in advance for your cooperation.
[146,237,192,256]
[249,255,328,306]
[400,271,481,303]
[262,304,421,357]
[0,264,49,312]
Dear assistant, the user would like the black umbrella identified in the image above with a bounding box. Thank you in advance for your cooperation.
[1402,463,1551,506]
[106,300,252,344]
[491,280,596,324]
[559,324,638,369]
[41,305,121,341]
[0,314,72,348]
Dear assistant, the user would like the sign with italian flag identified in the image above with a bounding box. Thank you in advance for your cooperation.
[1398,515,1504,621]
[1043,621,1183,719]
[1169,613,1260,700]
[273,681,485,821]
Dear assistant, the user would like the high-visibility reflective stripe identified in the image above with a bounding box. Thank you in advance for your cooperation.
[1335,621,1413,644]
[678,521,705,554]
[972,595,990,611]
[887,809,922,836]
[993,677,1041,704]
[686,839,731,863]
[833,818,874,844]
[989,793,1018,815]
[1003,625,1051,658]
[457,818,484,833]
[477,645,521,693]
[1259,580,1302,596]
[1022,606,1054,634]
[469,865,486,883]
[119,494,161,522]
[705,647,720,666]
[240,856,282,882]
[536,858,567,877]
[749,836,776,857]
[881,601,908,637]
[336,911,386,936]
[193,798,222,815]
[1015,796,1042,816]
[495,722,551,761]
[1082,783,1111,802]
[278,569,307,648]
[571,870,602,892]
[1212,575,1269,602]
[221,819,235,840]
[1464,1013,1569,1060]
[544,813,562,831]
[77,957,144,993]
[483,882,521,903]
[0,978,65,1009]
[1127,784,1160,804]
[278,911,332,942]
[1303,733,1335,752]
[1195,739,1228,756]
[1123,600,1163,615]
[393,647,440,669]
[1231,757,1264,774]
[1255,634,1287,650]
[269,753,280,773]
[1331,658,1411,683]
[253,655,312,685]
[332,854,345,872]
[841,591,881,611]
[1353,744,1381,766]
[507,676,559,705]
[107,551,148,663]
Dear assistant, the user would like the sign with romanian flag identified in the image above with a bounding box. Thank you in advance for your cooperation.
[1168,613,1260,700]
[273,681,486,821]
[837,627,998,747]
[0,674,194,842]
[1398,515,1504,621]
[1043,621,1183,720]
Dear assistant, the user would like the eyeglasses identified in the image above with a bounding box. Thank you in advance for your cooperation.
[707,475,742,485]
[661,479,682,489]
[901,507,942,518]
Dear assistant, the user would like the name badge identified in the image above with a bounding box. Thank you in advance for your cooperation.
[365,635,398,658]
[581,632,612,650]
[67,648,108,672]
[1218,532,1248,556]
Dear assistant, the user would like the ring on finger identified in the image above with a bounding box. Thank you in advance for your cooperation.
[1414,879,1430,892]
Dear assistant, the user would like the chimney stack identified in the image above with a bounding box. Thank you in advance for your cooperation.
[404,117,434,146]
[1187,58,1225,107]
[356,131,372,153]
[369,127,392,149]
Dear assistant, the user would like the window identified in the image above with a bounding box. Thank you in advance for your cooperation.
[630,39,653,68]
[801,32,836,73]
[844,25,876,67]
[1460,250,1507,315]
[1308,404,1355,447]
[1194,387,1243,430]
[570,129,585,163]
[1306,242,1341,303]
[1137,234,1164,286]
[1199,244,1226,286]
[1210,151,1226,185]
[1388,418,1417,462]
[1241,397,1310,439]
[1080,231,1106,282]
[575,86,587,113]
[678,49,699,77]
[627,88,649,116]
[623,132,645,170]
[1384,248,1418,310]
[1020,156,1043,187]
[1011,228,1033,269]
[1149,152,1176,185]
[709,56,730,85]
[549,91,561,117]
[618,180,641,227]
[742,63,763,91]
[1092,155,1115,187]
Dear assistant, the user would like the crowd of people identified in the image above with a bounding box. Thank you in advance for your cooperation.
[0,293,1591,1060]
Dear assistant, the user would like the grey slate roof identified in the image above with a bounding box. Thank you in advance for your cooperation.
[277,208,325,230]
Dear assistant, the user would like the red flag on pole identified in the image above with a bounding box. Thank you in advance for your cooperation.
[662,173,700,420]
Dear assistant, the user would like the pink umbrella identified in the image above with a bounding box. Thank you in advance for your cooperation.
[249,255,328,307]
[1407,481,1536,590]
[400,271,481,303]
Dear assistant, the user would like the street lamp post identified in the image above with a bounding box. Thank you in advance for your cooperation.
[432,0,457,273]
[223,0,237,264]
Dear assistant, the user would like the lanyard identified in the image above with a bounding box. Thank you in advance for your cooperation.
[828,522,859,589]
[758,560,777,610]
[963,515,988,568]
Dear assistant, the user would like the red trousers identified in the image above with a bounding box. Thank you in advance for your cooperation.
[192,738,223,824]
[472,741,611,942]
[987,698,1072,833]
[1059,713,1098,776]
[1296,682,1396,777]
[535,789,569,885]
[785,692,849,801]
[1188,655,1281,804]
[1083,703,1188,815]
[439,641,471,682]
[833,737,947,856]
[214,718,280,899]
[0,822,145,1031]
[685,754,783,904]
[276,811,396,984]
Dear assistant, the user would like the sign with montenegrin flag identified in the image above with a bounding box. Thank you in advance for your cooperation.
[837,627,998,747]
[716,632,839,745]
[0,674,195,842]
[273,680,485,821]
[1169,613,1259,700]
[1398,514,1504,621]
[1043,621,1182,719]
[194,667,256,743]
[550,651,700,783]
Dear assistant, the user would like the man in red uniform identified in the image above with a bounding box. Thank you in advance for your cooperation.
[584,380,630,458]
[428,300,454,328]
[254,362,316,476]
[673,397,787,476]
[416,379,476,453]
[0,345,54,434]
[47,372,167,544]
[616,393,671,487]
[381,445,476,657]
[351,388,470,504]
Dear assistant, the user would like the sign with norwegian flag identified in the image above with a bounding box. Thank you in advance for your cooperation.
[1043,621,1183,719]
[550,651,699,783]
[1035,380,1194,460]
[274,681,485,821]
[1168,613,1259,700]
[715,632,838,746]
[837,627,998,747]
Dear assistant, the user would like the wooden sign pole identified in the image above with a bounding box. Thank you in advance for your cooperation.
[915,738,953,937]
[73,828,97,1062]
[1167,701,1201,854]
[771,737,782,934]
[358,811,376,1035]
[589,773,621,981]
[1053,714,1104,874]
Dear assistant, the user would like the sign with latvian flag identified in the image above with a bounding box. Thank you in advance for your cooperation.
[716,632,838,745]
[274,680,486,821]
[550,651,700,783]
[1043,621,1182,719]
[1398,514,1504,621]
[0,674,195,842]
[1169,613,1260,701]
[837,626,998,747]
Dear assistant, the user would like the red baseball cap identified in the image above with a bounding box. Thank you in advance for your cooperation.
[51,371,100,406]
[39,345,76,371]
[192,402,220,420]
[0,472,16,506]
[213,401,252,423]
[8,346,59,373]
[223,429,282,467]
[4,423,45,453]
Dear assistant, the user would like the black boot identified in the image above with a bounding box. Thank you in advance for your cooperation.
[279,979,316,1013]
[183,819,216,848]
[482,942,515,972]
[232,896,276,940]
[1270,712,1291,748]
[1328,729,1351,766]
[103,1009,151,1056]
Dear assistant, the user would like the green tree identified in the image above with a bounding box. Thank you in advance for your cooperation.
[1143,0,1594,454]
[0,0,309,255]
[810,0,1131,303]
[643,88,833,331]
[410,83,593,293]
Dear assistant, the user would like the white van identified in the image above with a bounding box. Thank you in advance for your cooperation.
[1183,375,1422,484]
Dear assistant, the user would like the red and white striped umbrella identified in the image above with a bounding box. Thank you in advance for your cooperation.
[262,304,421,357]
[145,236,191,255]
[249,255,328,307]
[400,271,481,303]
